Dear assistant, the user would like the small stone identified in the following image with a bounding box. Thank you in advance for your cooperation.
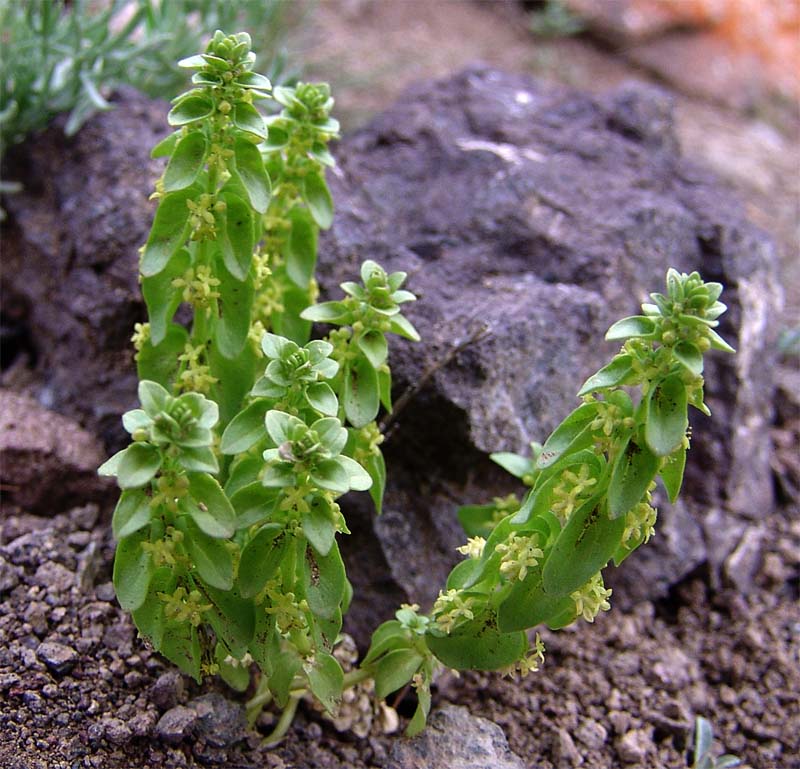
[0,673,20,690]
[33,561,75,593]
[617,729,653,764]
[151,671,185,710]
[102,717,132,746]
[575,718,608,749]
[388,704,526,769]
[24,603,49,637]
[0,555,21,594]
[129,710,157,737]
[646,646,696,691]
[95,582,116,602]
[724,527,764,593]
[37,640,78,675]
[155,705,198,745]
[554,728,583,766]
[22,691,45,712]
[190,693,246,748]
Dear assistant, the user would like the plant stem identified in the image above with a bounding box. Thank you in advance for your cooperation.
[260,694,300,747]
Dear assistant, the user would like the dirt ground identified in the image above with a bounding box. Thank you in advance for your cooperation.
[1,2,799,768]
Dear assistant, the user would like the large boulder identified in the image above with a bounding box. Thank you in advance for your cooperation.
[1,71,780,637]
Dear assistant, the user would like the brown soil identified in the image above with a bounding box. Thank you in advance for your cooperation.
[2,2,799,768]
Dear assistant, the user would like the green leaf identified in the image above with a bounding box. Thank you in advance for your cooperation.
[302,496,336,556]
[137,323,189,388]
[113,529,153,612]
[220,399,270,455]
[406,675,432,736]
[302,171,333,229]
[578,354,634,396]
[117,443,161,489]
[151,131,180,159]
[497,572,575,633]
[215,643,251,692]
[232,136,270,213]
[209,342,260,427]
[356,330,388,370]
[607,438,660,519]
[141,189,195,277]
[425,612,527,671]
[180,516,234,590]
[238,524,285,598]
[204,583,256,657]
[605,315,656,341]
[168,94,214,126]
[457,502,506,539]
[131,566,174,649]
[336,455,373,492]
[220,192,254,281]
[160,620,202,683]
[307,652,344,714]
[365,450,387,515]
[142,248,190,346]
[363,621,408,665]
[310,458,350,494]
[659,444,686,503]
[112,489,152,540]
[300,301,350,324]
[542,498,626,596]
[388,314,420,341]
[491,452,534,480]
[234,71,272,91]
[536,402,598,469]
[305,542,346,621]
[232,101,267,139]
[284,207,317,287]
[214,256,254,358]
[673,341,704,376]
[186,473,236,538]
[163,131,208,192]
[344,355,380,428]
[305,382,338,417]
[230,483,280,529]
[378,367,393,412]
[645,374,688,456]
[374,648,423,699]
[177,446,219,475]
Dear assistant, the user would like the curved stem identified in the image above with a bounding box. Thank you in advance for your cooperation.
[261,693,301,747]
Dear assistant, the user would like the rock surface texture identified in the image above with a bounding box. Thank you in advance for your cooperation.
[2,70,780,634]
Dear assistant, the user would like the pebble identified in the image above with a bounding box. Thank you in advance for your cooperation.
[575,718,608,749]
[191,693,247,747]
[617,728,653,763]
[37,640,78,675]
[102,716,132,745]
[156,705,198,744]
[554,728,583,766]
[151,671,185,710]
[95,582,116,602]
[0,555,21,593]
[33,561,75,593]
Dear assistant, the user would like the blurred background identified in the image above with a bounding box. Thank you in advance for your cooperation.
[1,0,798,331]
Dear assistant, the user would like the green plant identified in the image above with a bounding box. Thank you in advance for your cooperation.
[99,30,735,742]
[0,0,296,155]
[690,717,742,769]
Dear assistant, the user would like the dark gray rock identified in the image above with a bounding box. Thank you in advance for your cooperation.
[0,556,21,595]
[1,89,167,451]
[387,704,526,769]
[150,670,185,711]
[155,704,198,745]
[190,692,247,748]
[36,640,78,675]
